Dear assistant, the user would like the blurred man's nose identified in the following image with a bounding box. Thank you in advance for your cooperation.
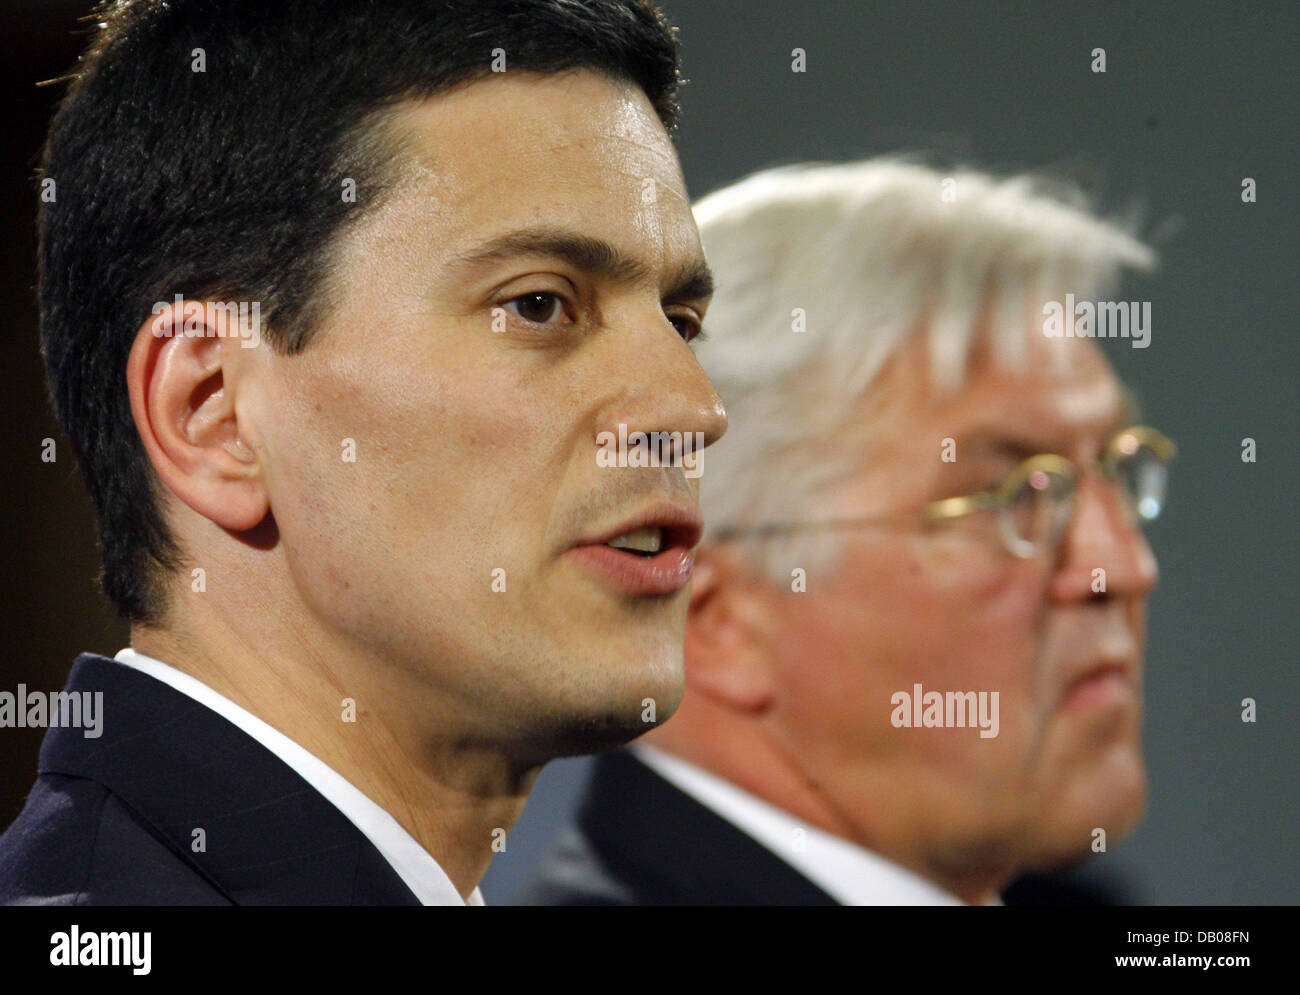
[1051,473,1159,602]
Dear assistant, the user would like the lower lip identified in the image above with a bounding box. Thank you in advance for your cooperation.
[567,543,694,596]
[1061,669,1133,712]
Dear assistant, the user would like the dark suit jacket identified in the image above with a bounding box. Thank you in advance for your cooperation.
[515,748,1127,906]
[0,654,420,905]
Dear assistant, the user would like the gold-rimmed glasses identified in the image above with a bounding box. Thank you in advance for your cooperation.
[712,426,1176,559]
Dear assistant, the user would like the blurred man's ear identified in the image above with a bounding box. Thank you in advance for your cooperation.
[683,545,778,714]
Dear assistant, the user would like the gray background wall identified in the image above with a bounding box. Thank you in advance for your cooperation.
[3,1,1296,904]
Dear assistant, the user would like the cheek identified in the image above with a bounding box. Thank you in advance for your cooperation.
[802,540,1050,732]
[842,537,1029,678]
[918,539,1049,671]
[927,559,1055,768]
[767,545,940,728]
[281,341,532,496]
[258,352,516,587]
[262,361,404,522]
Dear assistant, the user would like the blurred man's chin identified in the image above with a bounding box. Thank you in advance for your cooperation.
[1030,768,1147,869]
[1102,770,1148,841]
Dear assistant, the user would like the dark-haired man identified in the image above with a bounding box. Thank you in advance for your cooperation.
[1,0,724,905]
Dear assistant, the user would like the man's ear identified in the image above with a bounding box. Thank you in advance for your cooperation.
[684,545,778,714]
[126,299,268,532]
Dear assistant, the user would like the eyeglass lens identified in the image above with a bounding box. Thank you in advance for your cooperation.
[1000,443,1169,555]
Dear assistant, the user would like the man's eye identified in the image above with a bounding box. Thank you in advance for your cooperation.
[505,292,569,326]
[668,312,704,343]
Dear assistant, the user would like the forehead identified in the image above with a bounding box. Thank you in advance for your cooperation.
[873,322,1130,451]
[376,70,696,262]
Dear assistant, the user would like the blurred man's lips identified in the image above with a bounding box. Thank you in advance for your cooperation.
[1059,660,1135,712]
[568,502,701,596]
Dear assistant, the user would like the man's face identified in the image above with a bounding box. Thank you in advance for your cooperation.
[237,71,725,760]
[763,325,1157,875]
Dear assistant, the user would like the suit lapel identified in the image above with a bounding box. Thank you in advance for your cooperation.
[579,748,838,905]
[38,654,420,905]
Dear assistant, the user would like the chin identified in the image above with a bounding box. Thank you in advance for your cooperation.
[1091,735,1148,835]
[1102,767,1148,842]
[1030,759,1148,870]
[542,710,666,760]
[511,645,685,763]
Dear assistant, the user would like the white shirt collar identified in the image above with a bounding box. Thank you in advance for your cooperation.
[631,744,968,905]
[113,648,483,906]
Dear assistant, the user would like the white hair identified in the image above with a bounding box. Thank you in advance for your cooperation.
[691,158,1156,583]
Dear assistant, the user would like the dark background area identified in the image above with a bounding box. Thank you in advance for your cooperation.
[2,1,1296,904]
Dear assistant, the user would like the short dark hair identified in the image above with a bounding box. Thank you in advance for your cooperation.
[38,0,682,622]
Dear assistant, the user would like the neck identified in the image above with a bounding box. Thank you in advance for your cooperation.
[130,613,536,901]
[646,716,1014,906]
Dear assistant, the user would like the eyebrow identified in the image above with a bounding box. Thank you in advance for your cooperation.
[960,408,1138,461]
[959,432,1048,462]
[449,226,714,301]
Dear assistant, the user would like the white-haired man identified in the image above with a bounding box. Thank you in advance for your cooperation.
[520,159,1173,906]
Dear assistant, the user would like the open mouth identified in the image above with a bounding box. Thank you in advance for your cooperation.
[569,510,701,596]
[605,526,666,557]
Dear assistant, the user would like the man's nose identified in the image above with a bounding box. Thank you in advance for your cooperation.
[1050,472,1159,601]
[597,306,728,454]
